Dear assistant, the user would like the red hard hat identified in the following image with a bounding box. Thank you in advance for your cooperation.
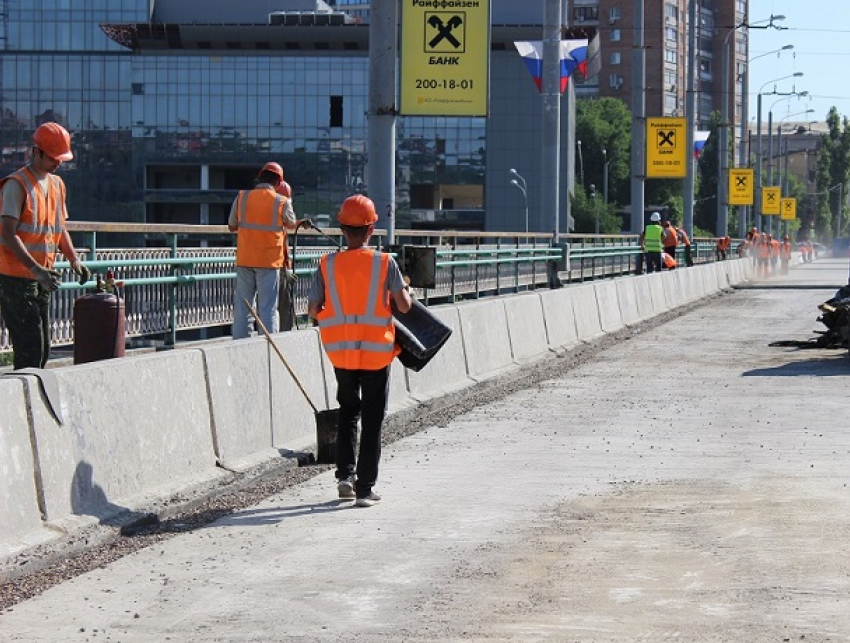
[338,194,377,226]
[276,181,292,198]
[32,122,73,162]
[260,162,284,180]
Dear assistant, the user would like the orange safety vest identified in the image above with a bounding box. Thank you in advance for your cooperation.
[0,166,66,279]
[677,228,691,247]
[781,241,792,259]
[663,226,678,247]
[317,248,400,371]
[757,240,771,259]
[234,187,289,269]
[771,239,780,256]
[662,252,677,269]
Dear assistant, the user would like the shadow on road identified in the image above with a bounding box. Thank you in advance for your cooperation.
[744,353,849,377]
[209,499,355,527]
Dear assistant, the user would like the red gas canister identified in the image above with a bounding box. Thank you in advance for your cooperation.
[73,276,126,364]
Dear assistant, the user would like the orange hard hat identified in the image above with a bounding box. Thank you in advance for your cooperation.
[338,194,377,226]
[276,181,292,198]
[260,162,284,180]
[32,122,73,162]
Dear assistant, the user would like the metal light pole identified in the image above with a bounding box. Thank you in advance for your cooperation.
[775,109,814,235]
[590,183,600,235]
[510,175,529,234]
[719,14,787,237]
[755,73,804,233]
[577,139,585,190]
[602,149,609,207]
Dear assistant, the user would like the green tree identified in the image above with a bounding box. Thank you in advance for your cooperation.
[695,112,722,234]
[815,107,850,241]
[575,98,632,208]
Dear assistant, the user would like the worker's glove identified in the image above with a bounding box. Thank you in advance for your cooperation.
[31,265,62,291]
[300,218,314,230]
[71,259,92,286]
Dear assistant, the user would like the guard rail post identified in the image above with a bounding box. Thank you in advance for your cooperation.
[168,233,178,347]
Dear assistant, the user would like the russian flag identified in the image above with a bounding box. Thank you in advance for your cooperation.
[515,39,591,93]
[694,130,711,159]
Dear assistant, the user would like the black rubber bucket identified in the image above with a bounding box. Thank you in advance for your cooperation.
[393,299,453,372]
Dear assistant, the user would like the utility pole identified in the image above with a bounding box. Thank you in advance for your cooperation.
[683,0,696,239]
[368,0,398,245]
[541,0,562,238]
[630,0,646,234]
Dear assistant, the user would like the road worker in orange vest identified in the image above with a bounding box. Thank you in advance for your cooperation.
[229,162,308,339]
[307,195,412,507]
[0,122,91,369]
[769,234,781,275]
[661,220,678,262]
[780,234,792,274]
[756,233,772,278]
[677,225,694,266]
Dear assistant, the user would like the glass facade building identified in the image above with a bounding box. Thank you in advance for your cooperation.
[1,0,581,233]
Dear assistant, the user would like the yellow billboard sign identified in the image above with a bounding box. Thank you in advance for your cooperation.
[646,118,687,178]
[762,186,781,215]
[780,197,797,220]
[400,0,491,116]
[728,168,754,205]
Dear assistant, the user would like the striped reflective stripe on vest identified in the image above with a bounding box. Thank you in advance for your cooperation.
[236,190,285,231]
[322,340,396,353]
[320,252,390,329]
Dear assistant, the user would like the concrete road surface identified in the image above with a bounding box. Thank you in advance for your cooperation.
[2,259,850,642]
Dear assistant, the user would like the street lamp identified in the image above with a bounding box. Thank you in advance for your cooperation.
[602,149,609,207]
[719,14,787,236]
[509,168,529,233]
[755,72,804,231]
[576,140,585,190]
[768,91,808,186]
[589,183,600,235]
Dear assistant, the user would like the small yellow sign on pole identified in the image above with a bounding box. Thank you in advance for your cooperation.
[728,169,754,205]
[780,197,797,220]
[646,118,687,178]
[762,186,781,215]
[400,0,491,116]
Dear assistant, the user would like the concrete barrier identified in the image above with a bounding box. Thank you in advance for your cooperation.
[200,338,275,471]
[664,269,687,308]
[614,277,641,326]
[539,288,579,351]
[571,284,604,341]
[646,272,670,315]
[457,298,514,380]
[405,305,474,401]
[23,351,223,533]
[633,275,655,321]
[504,293,549,363]
[267,329,332,454]
[0,378,55,561]
[594,280,624,333]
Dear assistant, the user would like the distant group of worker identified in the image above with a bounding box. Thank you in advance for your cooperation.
[638,212,694,273]
[737,227,801,278]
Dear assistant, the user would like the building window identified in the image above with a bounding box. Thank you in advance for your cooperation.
[573,6,599,22]
[665,3,678,20]
[664,49,677,64]
[609,7,621,22]
[665,93,678,113]
[610,52,621,65]
[665,27,677,42]
[329,95,343,128]
[609,74,623,89]
[664,71,676,87]
[610,29,621,42]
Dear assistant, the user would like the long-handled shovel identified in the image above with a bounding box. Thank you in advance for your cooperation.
[244,299,339,464]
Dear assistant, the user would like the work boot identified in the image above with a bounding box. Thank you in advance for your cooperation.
[354,492,381,508]
[337,477,355,499]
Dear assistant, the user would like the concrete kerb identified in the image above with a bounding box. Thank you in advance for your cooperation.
[646,272,670,315]
[539,287,580,351]
[0,378,55,563]
[200,338,276,472]
[614,277,641,326]
[633,274,655,321]
[405,305,474,402]
[268,328,335,453]
[457,298,515,381]
[503,293,550,363]
[571,283,604,341]
[663,269,687,308]
[21,351,224,536]
[593,280,625,333]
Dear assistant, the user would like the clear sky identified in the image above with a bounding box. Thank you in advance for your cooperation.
[748,0,850,126]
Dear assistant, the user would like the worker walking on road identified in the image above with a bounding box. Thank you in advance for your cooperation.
[780,234,792,274]
[0,122,91,370]
[229,162,307,339]
[662,220,678,264]
[307,195,412,508]
[639,212,664,274]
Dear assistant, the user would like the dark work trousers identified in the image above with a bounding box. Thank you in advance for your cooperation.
[684,245,694,267]
[0,274,52,369]
[334,364,390,498]
[644,251,662,273]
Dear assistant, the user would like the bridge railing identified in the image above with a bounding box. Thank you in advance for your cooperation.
[0,222,722,354]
